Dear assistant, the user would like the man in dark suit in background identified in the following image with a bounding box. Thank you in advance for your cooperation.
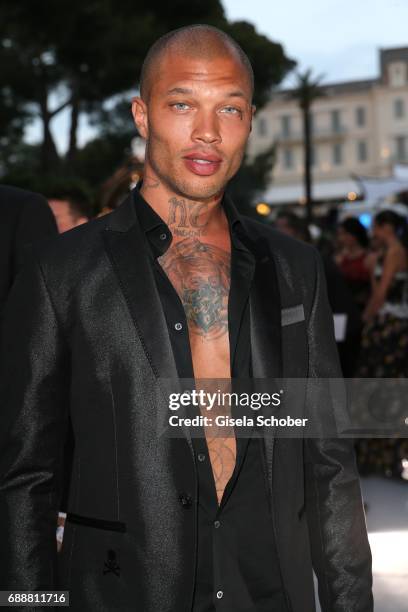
[0,26,372,612]
[0,184,57,314]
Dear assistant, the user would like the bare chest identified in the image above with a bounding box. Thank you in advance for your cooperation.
[158,235,231,376]
[158,235,236,501]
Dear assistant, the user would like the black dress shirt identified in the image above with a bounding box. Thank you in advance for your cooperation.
[134,186,288,612]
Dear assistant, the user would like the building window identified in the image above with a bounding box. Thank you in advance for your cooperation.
[394,98,405,119]
[356,107,366,127]
[357,140,368,162]
[282,147,294,169]
[331,109,341,133]
[395,136,407,161]
[388,62,407,87]
[281,115,291,137]
[333,142,343,165]
[257,117,267,137]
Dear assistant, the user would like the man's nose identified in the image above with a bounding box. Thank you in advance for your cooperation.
[191,111,221,145]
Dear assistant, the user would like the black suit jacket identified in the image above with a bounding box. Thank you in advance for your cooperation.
[0,190,373,611]
[0,185,57,315]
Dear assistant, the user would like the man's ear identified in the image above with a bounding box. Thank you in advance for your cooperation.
[132,97,148,140]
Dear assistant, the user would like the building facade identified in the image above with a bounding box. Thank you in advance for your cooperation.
[248,47,408,206]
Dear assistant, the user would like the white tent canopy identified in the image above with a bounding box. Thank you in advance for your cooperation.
[356,168,408,202]
[263,179,361,204]
[263,164,408,205]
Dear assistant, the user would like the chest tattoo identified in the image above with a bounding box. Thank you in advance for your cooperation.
[158,237,230,340]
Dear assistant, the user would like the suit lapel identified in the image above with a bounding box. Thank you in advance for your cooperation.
[248,240,283,499]
[231,210,283,381]
[103,195,179,382]
[247,233,309,508]
[249,248,283,381]
[102,194,192,451]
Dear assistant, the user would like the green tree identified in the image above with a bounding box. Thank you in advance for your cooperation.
[72,98,136,189]
[0,0,295,176]
[0,89,31,175]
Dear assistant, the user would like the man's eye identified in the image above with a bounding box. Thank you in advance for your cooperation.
[221,106,242,116]
[171,103,190,111]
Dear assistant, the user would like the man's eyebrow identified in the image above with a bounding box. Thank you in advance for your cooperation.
[165,87,248,99]
[166,87,193,95]
[226,91,246,99]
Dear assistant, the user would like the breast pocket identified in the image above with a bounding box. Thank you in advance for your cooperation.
[281,304,308,378]
[281,304,305,327]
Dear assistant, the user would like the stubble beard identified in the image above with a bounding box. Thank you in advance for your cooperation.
[146,139,240,203]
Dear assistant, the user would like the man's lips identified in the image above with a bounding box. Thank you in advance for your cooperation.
[182,153,223,176]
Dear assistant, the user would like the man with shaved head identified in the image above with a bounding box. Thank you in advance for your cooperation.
[0,25,372,612]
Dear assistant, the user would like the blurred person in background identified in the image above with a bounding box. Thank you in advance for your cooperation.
[0,185,63,552]
[275,211,361,376]
[47,187,92,233]
[0,184,57,315]
[334,217,371,376]
[356,210,408,478]
[275,210,311,242]
[335,217,371,311]
[358,210,408,375]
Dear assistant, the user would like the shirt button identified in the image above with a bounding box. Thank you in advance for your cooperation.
[214,520,221,529]
[216,591,223,599]
[174,322,183,331]
[197,453,206,462]
[159,232,167,241]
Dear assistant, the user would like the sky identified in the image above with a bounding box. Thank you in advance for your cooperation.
[223,0,408,84]
[26,0,408,152]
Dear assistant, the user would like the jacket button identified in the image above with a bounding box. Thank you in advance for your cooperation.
[179,494,193,508]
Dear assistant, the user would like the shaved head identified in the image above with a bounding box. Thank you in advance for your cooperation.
[140,24,254,102]
[132,23,255,204]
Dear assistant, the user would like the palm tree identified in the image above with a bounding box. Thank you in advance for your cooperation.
[290,70,325,224]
